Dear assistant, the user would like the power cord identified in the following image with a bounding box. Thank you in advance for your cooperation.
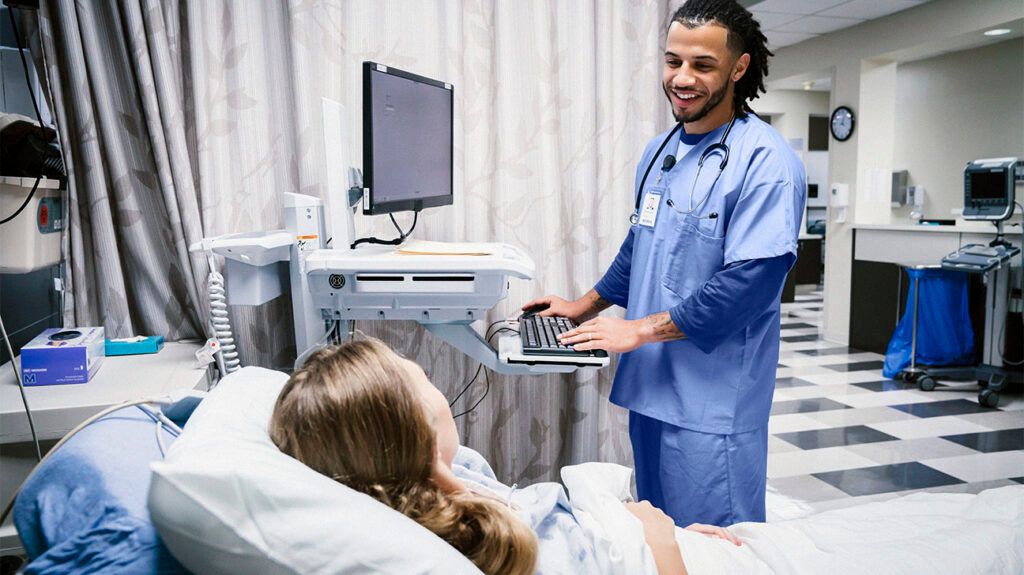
[350,211,418,249]
[453,368,489,420]
[450,322,520,419]
[0,177,42,226]
[206,257,240,375]
[448,320,505,408]
[0,313,42,462]
[0,7,47,226]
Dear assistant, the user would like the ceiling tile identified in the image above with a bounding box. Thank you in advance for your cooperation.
[751,10,804,29]
[775,15,865,35]
[818,0,923,20]
[765,30,819,49]
[746,0,848,15]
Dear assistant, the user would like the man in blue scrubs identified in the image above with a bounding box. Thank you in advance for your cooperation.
[524,0,805,527]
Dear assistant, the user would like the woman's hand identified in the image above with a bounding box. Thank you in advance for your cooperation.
[626,501,687,575]
[626,501,677,545]
[685,522,742,546]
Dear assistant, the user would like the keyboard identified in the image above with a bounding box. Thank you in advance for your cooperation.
[519,315,608,358]
[942,242,1020,273]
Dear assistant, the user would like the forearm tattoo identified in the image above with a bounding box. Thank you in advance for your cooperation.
[644,312,686,342]
[585,291,613,314]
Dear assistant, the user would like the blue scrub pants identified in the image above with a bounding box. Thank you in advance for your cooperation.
[629,411,768,527]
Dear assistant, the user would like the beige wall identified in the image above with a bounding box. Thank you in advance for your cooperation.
[894,38,1024,222]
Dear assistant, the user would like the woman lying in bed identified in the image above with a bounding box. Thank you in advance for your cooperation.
[269,339,737,575]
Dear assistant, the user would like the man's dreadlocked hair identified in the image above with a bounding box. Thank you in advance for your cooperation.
[669,0,773,115]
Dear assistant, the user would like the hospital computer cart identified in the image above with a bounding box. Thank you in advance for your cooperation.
[190,62,608,377]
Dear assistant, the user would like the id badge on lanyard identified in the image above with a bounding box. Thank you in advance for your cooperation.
[638,185,665,228]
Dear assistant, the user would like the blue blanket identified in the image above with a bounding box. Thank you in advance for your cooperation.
[13,408,187,574]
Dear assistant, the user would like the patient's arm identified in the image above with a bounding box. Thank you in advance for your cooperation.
[685,523,742,546]
[626,501,688,575]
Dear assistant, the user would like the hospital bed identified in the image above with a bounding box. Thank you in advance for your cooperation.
[11,369,1024,575]
[11,405,187,573]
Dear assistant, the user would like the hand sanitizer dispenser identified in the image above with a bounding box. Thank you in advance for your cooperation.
[908,185,925,220]
[830,183,849,224]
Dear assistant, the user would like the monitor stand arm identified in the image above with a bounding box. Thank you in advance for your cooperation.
[990,220,1013,249]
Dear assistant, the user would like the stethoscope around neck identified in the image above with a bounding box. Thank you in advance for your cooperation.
[630,114,737,224]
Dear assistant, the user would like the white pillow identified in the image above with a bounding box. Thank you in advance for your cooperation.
[149,366,481,575]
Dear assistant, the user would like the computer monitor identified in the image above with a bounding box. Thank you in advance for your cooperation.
[362,61,454,215]
[963,157,1017,221]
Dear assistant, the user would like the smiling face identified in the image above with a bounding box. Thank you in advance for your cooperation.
[662,21,749,133]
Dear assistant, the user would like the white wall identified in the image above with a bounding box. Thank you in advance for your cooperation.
[766,0,1024,344]
[755,89,831,152]
[756,90,830,216]
[894,38,1024,222]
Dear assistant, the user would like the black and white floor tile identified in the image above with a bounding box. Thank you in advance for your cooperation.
[765,287,1024,521]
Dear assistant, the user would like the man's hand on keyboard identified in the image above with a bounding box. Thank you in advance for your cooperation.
[522,295,582,321]
[522,289,613,324]
[558,316,646,354]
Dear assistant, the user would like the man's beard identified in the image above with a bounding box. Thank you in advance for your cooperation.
[667,80,729,124]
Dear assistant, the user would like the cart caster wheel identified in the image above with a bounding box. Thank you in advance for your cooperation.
[917,376,936,392]
[979,389,1000,408]
[895,372,908,382]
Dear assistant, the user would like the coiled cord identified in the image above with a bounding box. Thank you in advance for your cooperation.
[208,268,240,374]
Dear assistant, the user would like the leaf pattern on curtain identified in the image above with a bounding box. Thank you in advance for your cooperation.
[39,0,675,485]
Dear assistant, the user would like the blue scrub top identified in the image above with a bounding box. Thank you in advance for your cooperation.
[596,113,806,435]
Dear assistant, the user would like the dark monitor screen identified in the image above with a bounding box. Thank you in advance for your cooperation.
[363,62,453,215]
[968,170,1008,201]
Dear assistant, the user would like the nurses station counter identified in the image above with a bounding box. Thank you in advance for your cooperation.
[849,223,1022,355]
[781,233,824,303]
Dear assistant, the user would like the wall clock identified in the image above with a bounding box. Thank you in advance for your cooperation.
[830,106,855,142]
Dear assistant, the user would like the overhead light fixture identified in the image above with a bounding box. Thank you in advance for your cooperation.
[984,28,1011,36]
[802,81,814,91]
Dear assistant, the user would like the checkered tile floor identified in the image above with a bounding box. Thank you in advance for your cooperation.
[765,287,1024,521]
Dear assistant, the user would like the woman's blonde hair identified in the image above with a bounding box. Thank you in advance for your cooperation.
[270,339,537,575]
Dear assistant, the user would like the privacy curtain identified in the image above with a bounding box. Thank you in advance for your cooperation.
[37,0,209,342]
[38,0,674,485]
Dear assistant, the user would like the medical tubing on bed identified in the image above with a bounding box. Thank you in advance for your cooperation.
[136,403,183,436]
[135,403,180,458]
[207,265,240,374]
[0,313,42,462]
[0,397,180,526]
